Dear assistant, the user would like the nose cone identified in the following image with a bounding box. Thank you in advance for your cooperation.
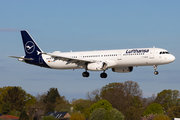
[169,54,175,63]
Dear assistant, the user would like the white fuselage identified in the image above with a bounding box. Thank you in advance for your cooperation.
[41,48,175,70]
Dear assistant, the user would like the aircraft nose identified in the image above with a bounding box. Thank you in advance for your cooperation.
[169,54,175,62]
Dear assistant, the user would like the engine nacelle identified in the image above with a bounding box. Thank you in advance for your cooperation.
[87,62,107,71]
[112,67,133,73]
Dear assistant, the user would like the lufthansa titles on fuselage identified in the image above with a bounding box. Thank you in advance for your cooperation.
[126,49,149,54]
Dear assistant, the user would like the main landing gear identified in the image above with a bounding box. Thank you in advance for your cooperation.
[82,71,107,78]
[100,71,107,78]
[82,71,89,77]
[153,65,159,75]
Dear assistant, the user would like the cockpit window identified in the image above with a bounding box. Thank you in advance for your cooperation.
[159,51,169,54]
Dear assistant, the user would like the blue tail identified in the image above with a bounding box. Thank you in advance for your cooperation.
[20,30,49,68]
[21,30,43,57]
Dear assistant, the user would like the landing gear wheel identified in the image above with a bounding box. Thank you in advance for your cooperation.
[82,71,89,77]
[154,71,159,75]
[153,65,159,75]
[100,72,107,78]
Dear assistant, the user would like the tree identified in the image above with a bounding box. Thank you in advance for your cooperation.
[100,81,143,118]
[141,93,156,108]
[100,82,127,113]
[155,89,180,112]
[44,88,61,113]
[100,82,121,97]
[153,114,170,120]
[142,103,164,116]
[167,106,180,119]
[44,88,60,104]
[28,89,69,119]
[19,109,29,120]
[54,103,71,113]
[25,93,36,107]
[89,99,113,113]
[10,110,21,117]
[26,105,38,120]
[55,95,69,106]
[123,80,142,98]
[2,86,26,111]
[0,86,13,111]
[89,108,106,120]
[71,99,93,114]
[1,102,11,114]
[125,107,143,120]
[71,99,91,118]
[131,96,143,108]
[84,108,90,119]
[54,95,71,114]
[35,93,46,110]
[125,96,144,120]
[27,93,46,120]
[86,89,101,102]
[70,113,85,120]
[0,86,36,115]
[107,108,124,120]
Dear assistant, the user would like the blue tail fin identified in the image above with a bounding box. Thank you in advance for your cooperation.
[21,30,43,56]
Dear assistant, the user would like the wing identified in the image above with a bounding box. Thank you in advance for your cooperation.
[42,53,100,67]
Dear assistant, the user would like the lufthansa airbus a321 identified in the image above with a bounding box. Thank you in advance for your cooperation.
[9,31,175,78]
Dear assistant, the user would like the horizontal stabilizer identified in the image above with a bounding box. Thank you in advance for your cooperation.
[9,56,33,60]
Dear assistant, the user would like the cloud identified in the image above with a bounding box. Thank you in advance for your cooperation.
[0,28,20,32]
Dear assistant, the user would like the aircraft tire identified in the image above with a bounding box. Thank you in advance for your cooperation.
[82,71,89,77]
[154,71,159,75]
[100,73,107,78]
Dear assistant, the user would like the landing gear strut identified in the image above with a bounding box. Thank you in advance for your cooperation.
[82,64,90,77]
[100,71,107,78]
[153,65,159,75]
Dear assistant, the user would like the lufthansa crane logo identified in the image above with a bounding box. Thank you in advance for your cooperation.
[25,41,35,54]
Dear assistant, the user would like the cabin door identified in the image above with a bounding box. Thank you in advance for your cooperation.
[117,52,122,60]
[149,48,155,59]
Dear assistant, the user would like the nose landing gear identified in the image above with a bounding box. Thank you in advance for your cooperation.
[154,71,159,75]
[153,65,159,75]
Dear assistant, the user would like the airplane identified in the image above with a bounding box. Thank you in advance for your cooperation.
[9,30,175,78]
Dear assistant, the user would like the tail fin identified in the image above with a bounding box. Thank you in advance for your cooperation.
[21,30,43,56]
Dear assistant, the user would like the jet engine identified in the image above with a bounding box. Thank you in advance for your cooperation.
[87,62,107,71]
[112,67,133,73]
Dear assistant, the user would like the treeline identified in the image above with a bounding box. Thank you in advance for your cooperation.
[0,81,180,120]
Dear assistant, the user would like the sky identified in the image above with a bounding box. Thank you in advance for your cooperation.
[0,1,180,101]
